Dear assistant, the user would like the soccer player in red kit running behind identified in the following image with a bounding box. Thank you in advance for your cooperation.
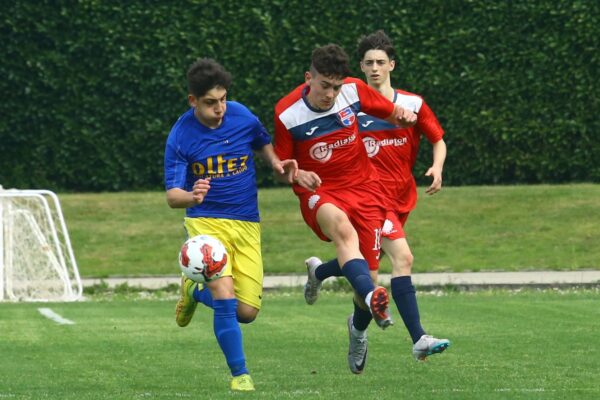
[273,44,417,334]
[302,32,450,374]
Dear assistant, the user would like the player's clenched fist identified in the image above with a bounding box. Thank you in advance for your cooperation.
[392,104,417,128]
[192,178,211,204]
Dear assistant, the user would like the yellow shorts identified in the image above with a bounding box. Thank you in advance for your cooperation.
[183,217,263,309]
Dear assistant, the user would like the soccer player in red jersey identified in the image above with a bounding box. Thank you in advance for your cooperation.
[274,44,417,333]
[358,30,447,215]
[301,33,450,373]
[356,29,450,363]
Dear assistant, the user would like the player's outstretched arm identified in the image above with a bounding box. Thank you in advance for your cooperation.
[166,179,211,208]
[255,143,299,183]
[425,139,447,195]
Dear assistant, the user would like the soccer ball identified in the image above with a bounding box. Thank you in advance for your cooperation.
[179,234,228,283]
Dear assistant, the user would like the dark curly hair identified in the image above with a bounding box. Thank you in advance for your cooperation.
[356,30,396,61]
[310,44,352,79]
[187,58,232,97]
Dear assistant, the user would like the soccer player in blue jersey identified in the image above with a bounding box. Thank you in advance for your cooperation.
[164,58,298,392]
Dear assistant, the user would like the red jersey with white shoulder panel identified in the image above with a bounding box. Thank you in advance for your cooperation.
[274,77,395,195]
[358,89,444,213]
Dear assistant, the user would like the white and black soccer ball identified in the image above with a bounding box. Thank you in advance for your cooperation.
[178,234,228,283]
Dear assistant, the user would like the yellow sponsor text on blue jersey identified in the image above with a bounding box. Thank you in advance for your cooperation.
[191,155,249,177]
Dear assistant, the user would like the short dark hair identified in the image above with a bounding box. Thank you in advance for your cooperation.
[310,44,352,79]
[187,58,232,97]
[357,30,396,61]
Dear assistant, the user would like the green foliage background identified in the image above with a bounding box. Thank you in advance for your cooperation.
[1,0,598,191]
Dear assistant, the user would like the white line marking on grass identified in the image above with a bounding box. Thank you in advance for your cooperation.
[38,308,75,325]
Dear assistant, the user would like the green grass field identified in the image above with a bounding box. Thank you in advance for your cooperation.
[60,184,600,277]
[4,185,597,399]
[1,289,599,399]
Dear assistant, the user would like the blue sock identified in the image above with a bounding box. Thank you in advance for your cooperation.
[195,286,251,325]
[315,258,343,281]
[213,299,248,376]
[193,285,214,308]
[341,259,375,300]
[391,276,426,343]
[352,299,373,331]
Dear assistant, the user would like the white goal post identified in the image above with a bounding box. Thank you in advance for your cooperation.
[0,186,82,302]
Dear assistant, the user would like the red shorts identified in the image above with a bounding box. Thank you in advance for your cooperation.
[382,210,407,240]
[397,212,409,227]
[297,185,386,271]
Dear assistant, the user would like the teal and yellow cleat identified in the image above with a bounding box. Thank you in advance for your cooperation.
[175,275,198,327]
[230,374,255,391]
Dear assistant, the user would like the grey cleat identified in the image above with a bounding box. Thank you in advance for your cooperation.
[347,314,368,374]
[412,334,451,361]
[304,257,323,305]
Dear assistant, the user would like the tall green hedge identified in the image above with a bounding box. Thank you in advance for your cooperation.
[1,0,598,191]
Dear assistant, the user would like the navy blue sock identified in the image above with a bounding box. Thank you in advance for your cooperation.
[341,259,375,300]
[315,258,343,281]
[352,299,373,331]
[391,276,426,343]
[213,299,248,376]
[193,285,214,308]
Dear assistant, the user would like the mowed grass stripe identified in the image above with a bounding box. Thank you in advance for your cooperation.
[60,184,600,278]
[0,289,598,399]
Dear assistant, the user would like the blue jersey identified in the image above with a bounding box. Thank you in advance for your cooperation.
[164,102,271,222]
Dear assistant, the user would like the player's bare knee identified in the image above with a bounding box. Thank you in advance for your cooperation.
[237,315,256,324]
[404,251,414,270]
[207,278,235,299]
[391,251,414,276]
[331,221,358,245]
[237,311,258,324]
[237,303,259,323]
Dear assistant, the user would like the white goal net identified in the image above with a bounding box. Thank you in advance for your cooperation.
[0,187,82,302]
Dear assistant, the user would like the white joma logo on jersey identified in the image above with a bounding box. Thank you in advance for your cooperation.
[305,126,318,136]
[361,120,374,128]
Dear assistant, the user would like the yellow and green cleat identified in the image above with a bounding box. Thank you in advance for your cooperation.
[175,275,198,327]
[230,374,255,391]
